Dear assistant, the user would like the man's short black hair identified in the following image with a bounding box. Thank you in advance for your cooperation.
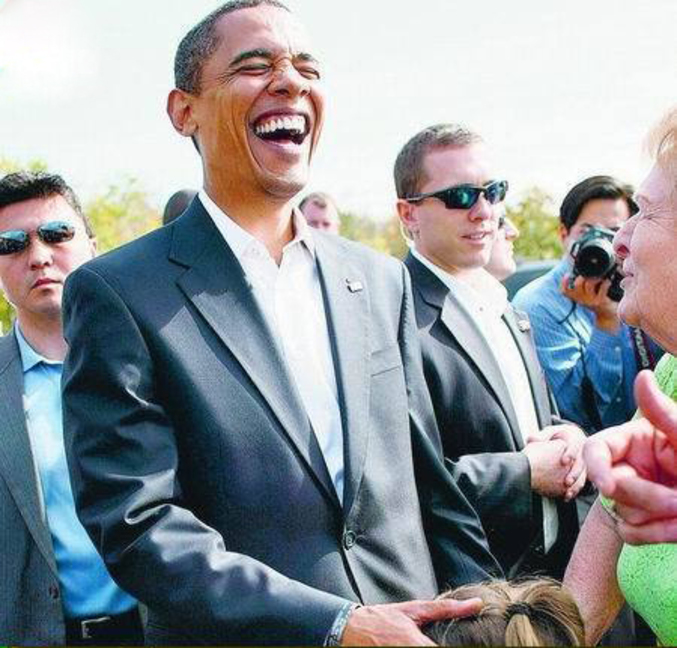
[174,0,290,95]
[559,175,637,232]
[0,171,94,237]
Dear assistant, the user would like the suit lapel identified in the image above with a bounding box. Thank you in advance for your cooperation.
[503,308,552,429]
[0,335,58,576]
[171,204,340,508]
[313,237,370,516]
[440,296,523,447]
[406,254,523,448]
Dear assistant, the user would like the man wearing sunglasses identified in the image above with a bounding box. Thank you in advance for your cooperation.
[0,171,143,645]
[395,124,584,579]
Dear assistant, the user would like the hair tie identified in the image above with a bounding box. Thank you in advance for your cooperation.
[506,602,533,619]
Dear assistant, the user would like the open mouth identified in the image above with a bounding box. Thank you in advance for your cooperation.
[464,231,491,241]
[252,114,309,146]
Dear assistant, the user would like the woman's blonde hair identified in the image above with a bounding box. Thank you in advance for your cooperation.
[646,105,677,186]
[424,578,585,647]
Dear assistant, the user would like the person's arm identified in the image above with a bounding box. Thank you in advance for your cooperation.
[521,298,625,430]
[584,370,677,544]
[61,266,349,645]
[397,266,503,588]
[445,452,533,524]
[563,499,625,645]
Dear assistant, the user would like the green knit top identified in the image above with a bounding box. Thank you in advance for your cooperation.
[612,354,677,646]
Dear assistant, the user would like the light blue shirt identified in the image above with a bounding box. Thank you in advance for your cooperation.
[15,325,136,618]
[513,259,662,432]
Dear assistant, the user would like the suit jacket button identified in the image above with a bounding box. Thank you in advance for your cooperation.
[48,584,60,600]
[343,530,357,550]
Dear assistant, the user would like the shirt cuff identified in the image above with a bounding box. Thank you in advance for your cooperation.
[324,602,359,646]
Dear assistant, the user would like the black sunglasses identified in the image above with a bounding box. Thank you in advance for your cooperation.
[406,180,508,210]
[0,221,76,256]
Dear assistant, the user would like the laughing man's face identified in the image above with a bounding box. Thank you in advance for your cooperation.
[186,5,325,201]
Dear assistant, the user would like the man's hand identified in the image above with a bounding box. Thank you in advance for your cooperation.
[341,598,483,646]
[584,370,677,544]
[522,438,571,498]
[528,424,587,501]
[561,275,620,333]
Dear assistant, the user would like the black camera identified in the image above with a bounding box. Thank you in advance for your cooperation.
[568,225,624,302]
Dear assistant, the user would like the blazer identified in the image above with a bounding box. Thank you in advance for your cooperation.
[405,253,578,577]
[0,332,66,645]
[61,201,500,646]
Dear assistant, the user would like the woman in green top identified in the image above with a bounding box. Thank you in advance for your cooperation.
[564,105,677,646]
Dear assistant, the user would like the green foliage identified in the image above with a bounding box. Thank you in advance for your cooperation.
[0,156,48,174]
[86,179,161,253]
[506,187,563,261]
[0,162,161,333]
[340,212,408,259]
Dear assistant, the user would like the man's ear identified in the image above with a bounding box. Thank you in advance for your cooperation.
[558,223,569,244]
[167,89,198,138]
[89,236,98,257]
[396,199,419,238]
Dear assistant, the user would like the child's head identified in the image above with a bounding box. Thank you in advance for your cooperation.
[424,578,585,646]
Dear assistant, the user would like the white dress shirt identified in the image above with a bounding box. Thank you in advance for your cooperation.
[412,249,559,551]
[199,190,345,502]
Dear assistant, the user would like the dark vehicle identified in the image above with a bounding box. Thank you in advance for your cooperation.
[504,259,557,301]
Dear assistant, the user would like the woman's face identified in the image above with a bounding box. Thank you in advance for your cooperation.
[613,163,677,353]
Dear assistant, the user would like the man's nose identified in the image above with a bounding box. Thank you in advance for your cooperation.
[28,239,53,269]
[469,196,494,221]
[268,63,310,99]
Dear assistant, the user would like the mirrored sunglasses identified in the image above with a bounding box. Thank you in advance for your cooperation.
[406,180,508,210]
[0,220,76,255]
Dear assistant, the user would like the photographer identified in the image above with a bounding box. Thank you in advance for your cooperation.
[514,176,663,435]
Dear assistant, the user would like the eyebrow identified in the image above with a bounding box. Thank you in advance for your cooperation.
[230,48,273,66]
[229,48,319,67]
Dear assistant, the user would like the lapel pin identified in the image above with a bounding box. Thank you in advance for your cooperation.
[517,318,531,332]
[346,279,363,293]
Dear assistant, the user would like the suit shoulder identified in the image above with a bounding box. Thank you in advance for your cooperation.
[0,331,20,375]
[320,233,404,276]
[69,225,173,289]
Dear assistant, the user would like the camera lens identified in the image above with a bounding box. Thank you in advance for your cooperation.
[574,237,616,278]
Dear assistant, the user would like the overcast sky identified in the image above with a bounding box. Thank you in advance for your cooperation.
[0,0,675,220]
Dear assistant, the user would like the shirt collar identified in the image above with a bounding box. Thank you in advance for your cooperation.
[411,246,508,317]
[14,323,60,373]
[198,190,315,263]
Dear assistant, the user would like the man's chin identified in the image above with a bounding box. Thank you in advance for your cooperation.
[259,170,308,201]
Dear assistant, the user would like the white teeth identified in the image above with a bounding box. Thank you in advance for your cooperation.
[254,115,307,136]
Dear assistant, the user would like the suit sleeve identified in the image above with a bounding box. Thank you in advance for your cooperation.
[61,266,349,645]
[396,266,503,587]
[445,453,534,527]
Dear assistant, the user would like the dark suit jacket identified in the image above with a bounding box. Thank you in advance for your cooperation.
[61,201,500,646]
[405,253,578,577]
[0,332,66,645]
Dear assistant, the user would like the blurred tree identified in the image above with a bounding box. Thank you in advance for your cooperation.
[0,165,161,332]
[506,187,563,261]
[340,211,407,259]
[86,178,161,253]
[0,157,48,174]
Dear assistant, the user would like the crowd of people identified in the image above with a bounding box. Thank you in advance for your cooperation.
[0,0,675,645]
